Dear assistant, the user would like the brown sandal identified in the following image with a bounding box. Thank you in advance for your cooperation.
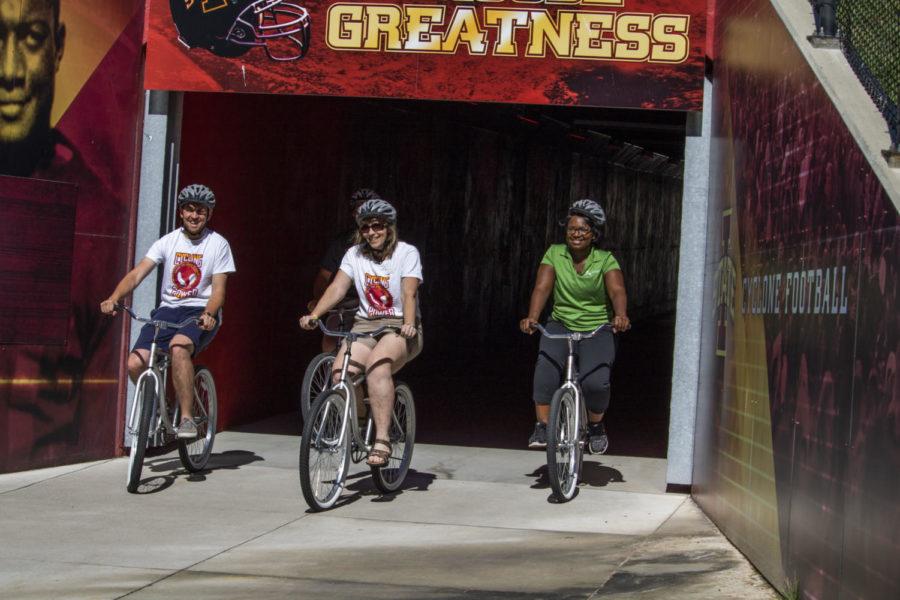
[367,438,392,468]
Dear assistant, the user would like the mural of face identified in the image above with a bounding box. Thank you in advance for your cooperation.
[0,0,64,156]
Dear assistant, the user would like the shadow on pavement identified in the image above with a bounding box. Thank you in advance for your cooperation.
[131,450,265,494]
[305,468,437,513]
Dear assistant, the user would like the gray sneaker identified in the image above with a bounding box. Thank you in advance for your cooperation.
[588,421,608,455]
[528,422,548,449]
[177,418,198,439]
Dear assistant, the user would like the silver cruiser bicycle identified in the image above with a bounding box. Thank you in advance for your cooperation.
[118,305,217,493]
[532,322,613,502]
[299,320,416,511]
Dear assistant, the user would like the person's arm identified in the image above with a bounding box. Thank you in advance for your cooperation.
[399,276,420,338]
[308,268,334,311]
[300,271,353,329]
[519,264,556,333]
[100,258,157,315]
[604,269,630,332]
[198,273,228,331]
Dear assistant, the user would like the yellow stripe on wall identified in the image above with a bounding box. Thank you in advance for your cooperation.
[0,379,118,385]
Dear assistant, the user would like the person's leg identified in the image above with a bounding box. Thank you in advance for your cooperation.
[578,330,616,453]
[578,330,616,422]
[127,349,150,382]
[169,333,196,421]
[528,324,566,447]
[364,333,410,466]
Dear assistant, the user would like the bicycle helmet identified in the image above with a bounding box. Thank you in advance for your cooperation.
[568,199,606,227]
[355,198,397,225]
[350,188,381,207]
[177,184,216,209]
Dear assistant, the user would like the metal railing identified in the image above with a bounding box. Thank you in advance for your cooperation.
[810,0,900,151]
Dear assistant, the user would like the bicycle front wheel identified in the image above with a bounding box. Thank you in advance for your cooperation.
[177,366,218,472]
[300,352,335,422]
[372,382,416,493]
[127,378,155,493]
[547,387,582,502]
[299,390,351,511]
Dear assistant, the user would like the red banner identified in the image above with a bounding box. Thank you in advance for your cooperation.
[146,0,706,109]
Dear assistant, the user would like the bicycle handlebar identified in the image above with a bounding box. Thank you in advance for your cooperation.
[115,304,199,330]
[315,318,397,339]
[530,322,613,340]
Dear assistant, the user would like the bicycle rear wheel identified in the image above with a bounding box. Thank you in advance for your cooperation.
[177,366,218,472]
[127,378,155,493]
[300,352,335,422]
[299,390,350,511]
[371,382,416,493]
[547,387,582,502]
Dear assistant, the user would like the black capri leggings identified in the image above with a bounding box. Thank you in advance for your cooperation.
[532,320,617,414]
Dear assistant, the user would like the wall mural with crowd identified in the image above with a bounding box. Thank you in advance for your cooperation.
[694,1,899,598]
[0,0,145,472]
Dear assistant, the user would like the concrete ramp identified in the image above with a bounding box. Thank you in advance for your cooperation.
[0,430,776,599]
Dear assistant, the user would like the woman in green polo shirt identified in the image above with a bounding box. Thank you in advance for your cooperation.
[519,199,630,454]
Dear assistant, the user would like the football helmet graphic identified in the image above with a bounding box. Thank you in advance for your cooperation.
[170,0,311,61]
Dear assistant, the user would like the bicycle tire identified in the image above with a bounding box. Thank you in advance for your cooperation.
[126,378,155,493]
[299,389,350,511]
[300,352,336,422]
[177,366,218,472]
[372,382,416,493]
[547,387,582,502]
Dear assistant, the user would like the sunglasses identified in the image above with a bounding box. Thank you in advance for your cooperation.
[359,222,386,234]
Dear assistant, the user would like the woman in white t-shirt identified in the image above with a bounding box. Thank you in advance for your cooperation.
[300,198,423,468]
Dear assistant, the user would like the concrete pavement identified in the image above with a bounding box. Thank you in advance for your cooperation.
[0,425,777,599]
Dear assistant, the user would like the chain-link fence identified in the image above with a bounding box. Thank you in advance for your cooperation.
[810,1,899,150]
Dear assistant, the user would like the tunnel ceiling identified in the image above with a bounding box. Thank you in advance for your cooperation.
[360,98,690,178]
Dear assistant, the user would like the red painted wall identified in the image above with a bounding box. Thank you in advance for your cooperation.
[693,1,899,598]
[0,6,145,473]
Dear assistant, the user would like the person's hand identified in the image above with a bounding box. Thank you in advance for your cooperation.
[612,314,631,333]
[299,314,319,330]
[399,323,417,338]
[100,299,118,315]
[198,312,217,331]
[520,317,538,334]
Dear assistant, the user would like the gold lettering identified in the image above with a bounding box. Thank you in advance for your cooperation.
[364,5,404,51]
[484,9,531,56]
[442,7,488,54]
[406,6,445,51]
[614,13,651,61]
[327,4,365,49]
[526,10,574,57]
[573,12,614,58]
[650,15,690,63]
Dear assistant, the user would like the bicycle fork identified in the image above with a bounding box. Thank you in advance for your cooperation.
[564,337,584,449]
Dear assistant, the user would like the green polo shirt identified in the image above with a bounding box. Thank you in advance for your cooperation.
[541,244,621,331]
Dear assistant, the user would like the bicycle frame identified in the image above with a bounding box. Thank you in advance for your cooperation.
[532,322,614,447]
[315,320,394,455]
[120,305,199,442]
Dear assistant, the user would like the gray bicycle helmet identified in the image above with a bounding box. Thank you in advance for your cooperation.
[350,188,381,207]
[568,199,606,227]
[355,198,397,225]
[177,184,216,209]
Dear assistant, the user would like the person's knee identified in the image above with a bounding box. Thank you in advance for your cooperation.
[583,382,611,414]
[170,343,194,364]
[127,352,146,378]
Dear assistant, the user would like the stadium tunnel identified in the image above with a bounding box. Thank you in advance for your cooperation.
[171,92,690,458]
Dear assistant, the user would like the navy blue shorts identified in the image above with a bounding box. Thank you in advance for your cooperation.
[131,306,220,356]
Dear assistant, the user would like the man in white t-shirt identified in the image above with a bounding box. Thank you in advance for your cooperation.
[101,184,236,438]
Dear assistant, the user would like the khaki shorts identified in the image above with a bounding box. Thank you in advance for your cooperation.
[351,317,423,370]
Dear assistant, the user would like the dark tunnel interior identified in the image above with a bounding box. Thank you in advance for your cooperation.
[179,93,685,457]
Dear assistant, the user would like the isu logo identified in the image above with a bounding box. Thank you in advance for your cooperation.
[171,253,203,299]
[364,273,395,317]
